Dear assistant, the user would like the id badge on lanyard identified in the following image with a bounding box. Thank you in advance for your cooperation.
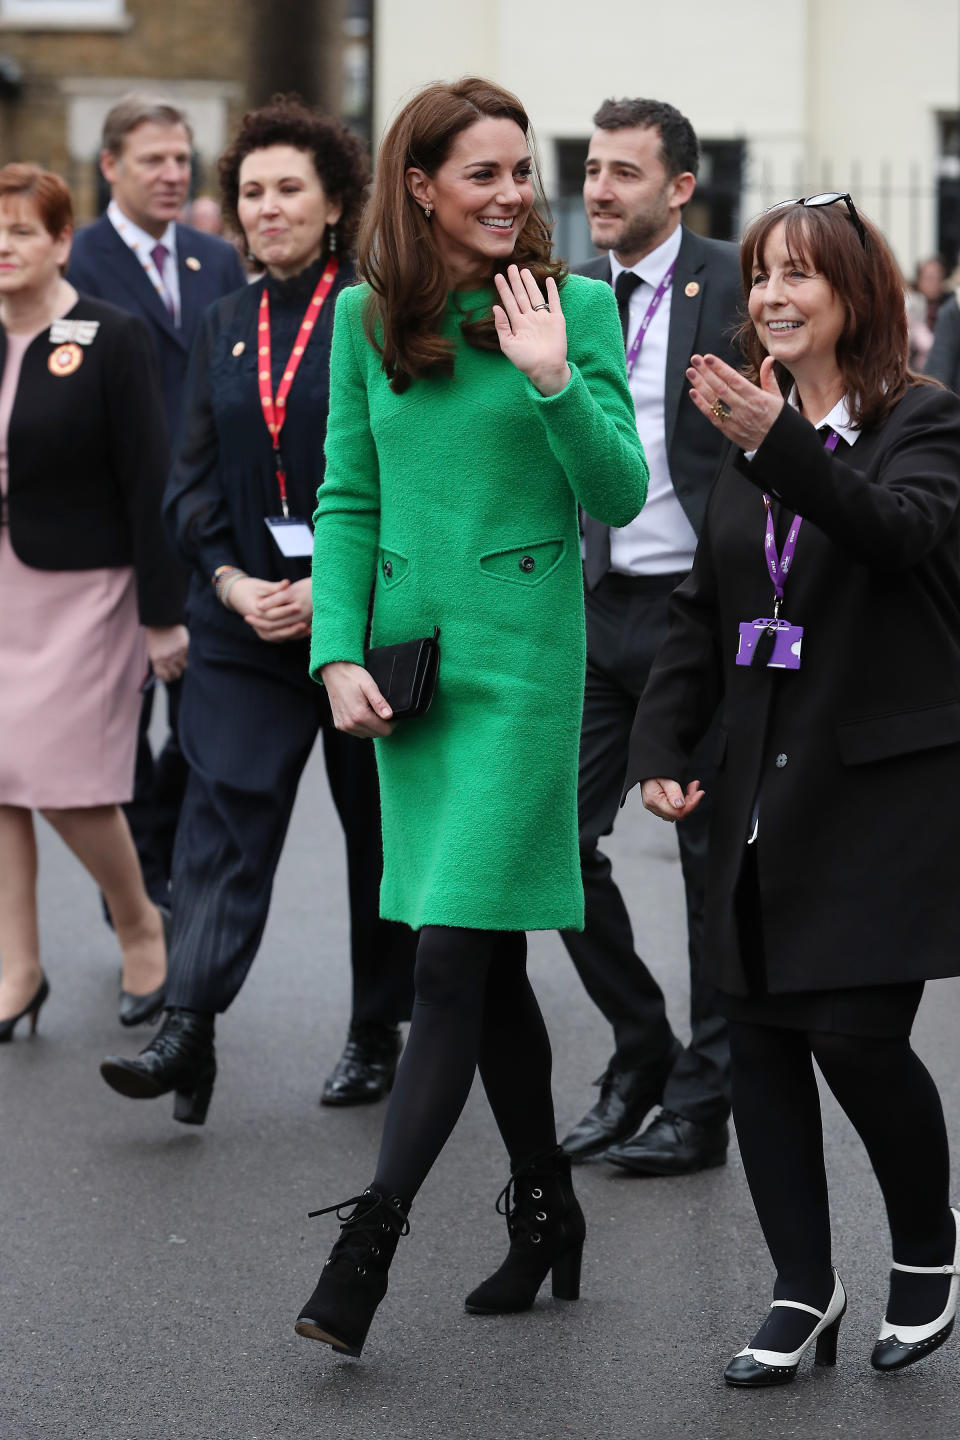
[258,259,338,557]
[735,428,841,670]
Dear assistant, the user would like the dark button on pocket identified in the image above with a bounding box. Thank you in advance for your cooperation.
[383,561,393,577]
[519,555,536,574]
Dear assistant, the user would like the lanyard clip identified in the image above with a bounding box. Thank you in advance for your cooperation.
[773,595,782,620]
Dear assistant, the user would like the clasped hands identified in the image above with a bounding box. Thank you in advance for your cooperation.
[226,575,312,643]
[687,352,784,452]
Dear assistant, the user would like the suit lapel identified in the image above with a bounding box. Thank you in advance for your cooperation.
[174,225,206,350]
[664,228,706,451]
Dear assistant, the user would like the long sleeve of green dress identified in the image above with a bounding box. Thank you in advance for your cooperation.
[310,274,648,931]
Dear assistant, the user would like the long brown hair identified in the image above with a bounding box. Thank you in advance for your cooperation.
[738,201,917,429]
[358,76,565,393]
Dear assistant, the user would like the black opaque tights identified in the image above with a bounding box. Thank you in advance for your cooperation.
[729,1020,954,1354]
[373,926,557,1207]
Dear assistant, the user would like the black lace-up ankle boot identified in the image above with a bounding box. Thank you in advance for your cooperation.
[464,1147,586,1315]
[100,1008,216,1125]
[295,1186,411,1356]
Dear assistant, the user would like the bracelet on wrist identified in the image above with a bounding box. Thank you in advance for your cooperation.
[217,570,248,609]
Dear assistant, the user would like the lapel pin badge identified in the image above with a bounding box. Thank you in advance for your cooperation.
[232,341,245,357]
[186,256,201,272]
[684,281,700,298]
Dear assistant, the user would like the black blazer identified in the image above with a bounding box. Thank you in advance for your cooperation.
[164,259,354,680]
[66,216,247,441]
[625,384,960,995]
[925,293,960,395]
[1,296,183,625]
[576,226,743,535]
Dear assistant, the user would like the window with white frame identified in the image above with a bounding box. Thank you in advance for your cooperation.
[0,0,128,28]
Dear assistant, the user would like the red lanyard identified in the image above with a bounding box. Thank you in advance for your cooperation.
[257,258,338,516]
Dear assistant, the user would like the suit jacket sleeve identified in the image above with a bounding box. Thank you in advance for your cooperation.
[925,295,960,393]
[164,310,238,578]
[623,501,725,794]
[737,389,960,570]
[526,278,648,526]
[64,239,103,298]
[309,287,380,676]
[106,315,184,625]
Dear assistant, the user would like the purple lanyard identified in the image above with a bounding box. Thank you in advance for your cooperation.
[624,262,676,377]
[762,428,840,613]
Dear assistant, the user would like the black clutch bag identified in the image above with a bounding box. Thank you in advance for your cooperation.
[364,626,440,720]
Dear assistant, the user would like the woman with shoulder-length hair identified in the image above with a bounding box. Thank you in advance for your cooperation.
[0,163,177,1039]
[100,96,416,1124]
[293,76,648,1358]
[626,193,960,1387]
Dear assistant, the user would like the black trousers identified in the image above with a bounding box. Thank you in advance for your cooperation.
[125,678,189,906]
[560,573,730,1124]
[164,626,415,1019]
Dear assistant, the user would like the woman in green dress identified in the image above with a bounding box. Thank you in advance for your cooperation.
[295,77,648,1358]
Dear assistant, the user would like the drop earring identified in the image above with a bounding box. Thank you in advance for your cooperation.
[423,205,433,221]
[328,226,337,254]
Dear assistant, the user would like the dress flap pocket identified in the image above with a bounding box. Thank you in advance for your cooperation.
[378,548,409,588]
[836,701,960,765]
[479,538,565,586]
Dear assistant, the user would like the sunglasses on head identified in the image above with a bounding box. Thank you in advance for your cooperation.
[763,192,867,249]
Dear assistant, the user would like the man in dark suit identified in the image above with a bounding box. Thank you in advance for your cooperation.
[560,98,742,1174]
[68,95,247,911]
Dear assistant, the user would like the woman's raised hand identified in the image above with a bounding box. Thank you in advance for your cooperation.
[687,353,784,452]
[493,266,570,396]
[320,661,395,738]
[640,777,706,823]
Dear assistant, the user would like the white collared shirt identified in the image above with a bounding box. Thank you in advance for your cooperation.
[744,387,861,462]
[606,225,698,576]
[107,200,181,325]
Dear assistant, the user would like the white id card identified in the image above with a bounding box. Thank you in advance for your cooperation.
[264,516,314,558]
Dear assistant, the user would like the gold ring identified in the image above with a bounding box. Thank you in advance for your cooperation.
[711,398,732,420]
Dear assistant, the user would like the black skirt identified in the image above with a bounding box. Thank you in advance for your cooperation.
[720,842,924,1038]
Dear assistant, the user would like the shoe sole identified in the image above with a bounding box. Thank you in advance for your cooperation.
[320,1089,390,1108]
[99,1060,166,1100]
[606,1150,728,1177]
[294,1319,361,1357]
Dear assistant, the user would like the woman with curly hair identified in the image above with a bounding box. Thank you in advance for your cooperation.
[293,77,648,1358]
[100,96,415,1124]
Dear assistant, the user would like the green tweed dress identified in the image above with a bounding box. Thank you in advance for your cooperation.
[310,275,648,931]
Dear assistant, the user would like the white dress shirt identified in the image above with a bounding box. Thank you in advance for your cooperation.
[107,200,181,326]
[607,225,698,576]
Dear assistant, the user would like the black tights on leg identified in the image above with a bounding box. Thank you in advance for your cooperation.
[810,1031,954,1326]
[373,927,557,1206]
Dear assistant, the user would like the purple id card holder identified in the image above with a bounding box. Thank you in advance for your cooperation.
[736,618,804,669]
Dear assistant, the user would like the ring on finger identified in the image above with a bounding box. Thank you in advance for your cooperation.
[531,302,549,312]
[711,398,732,420]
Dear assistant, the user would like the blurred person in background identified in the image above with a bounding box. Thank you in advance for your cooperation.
[68,96,247,917]
[183,194,224,235]
[905,255,948,370]
[100,97,415,1126]
[0,164,180,1039]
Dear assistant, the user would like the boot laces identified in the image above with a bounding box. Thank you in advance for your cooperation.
[495,1175,549,1247]
[307,1191,410,1273]
[141,1012,197,1063]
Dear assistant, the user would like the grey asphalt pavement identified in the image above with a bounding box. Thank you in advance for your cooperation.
[2,733,959,1440]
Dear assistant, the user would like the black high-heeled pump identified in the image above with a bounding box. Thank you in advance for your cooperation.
[724,1270,847,1387]
[100,1008,216,1125]
[464,1147,586,1315]
[872,1207,960,1371]
[118,983,166,1027]
[295,1187,411,1356]
[0,974,50,1043]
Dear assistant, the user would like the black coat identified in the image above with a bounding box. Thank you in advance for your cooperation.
[576,227,744,534]
[1,296,182,626]
[164,258,354,682]
[625,384,960,995]
[67,216,248,442]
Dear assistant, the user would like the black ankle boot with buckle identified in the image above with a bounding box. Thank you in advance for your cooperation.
[295,1186,411,1357]
[100,1007,216,1125]
[464,1147,586,1315]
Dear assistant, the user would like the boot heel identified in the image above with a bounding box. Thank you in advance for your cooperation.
[814,1307,845,1366]
[551,1244,583,1301]
[173,1070,214,1125]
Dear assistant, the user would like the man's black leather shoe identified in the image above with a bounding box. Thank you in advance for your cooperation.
[604,1108,729,1176]
[320,1023,402,1107]
[560,1039,681,1163]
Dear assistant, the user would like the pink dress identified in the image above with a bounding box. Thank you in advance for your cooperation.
[0,329,147,807]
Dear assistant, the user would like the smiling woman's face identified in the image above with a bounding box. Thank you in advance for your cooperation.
[237,145,342,278]
[747,221,847,381]
[406,117,535,288]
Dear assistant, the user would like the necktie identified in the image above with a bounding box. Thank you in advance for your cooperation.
[614,270,644,344]
[150,242,175,320]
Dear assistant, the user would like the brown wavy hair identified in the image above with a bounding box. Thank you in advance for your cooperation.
[738,201,921,429]
[218,94,370,259]
[358,76,565,393]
